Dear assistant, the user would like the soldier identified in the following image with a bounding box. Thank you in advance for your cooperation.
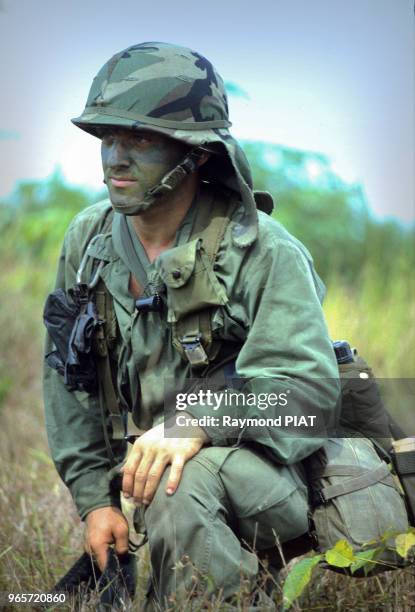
[43,42,340,609]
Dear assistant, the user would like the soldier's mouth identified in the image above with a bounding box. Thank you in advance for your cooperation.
[110,177,138,188]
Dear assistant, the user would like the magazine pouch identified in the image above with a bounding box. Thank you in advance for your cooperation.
[338,355,393,452]
[304,438,410,575]
[43,283,101,393]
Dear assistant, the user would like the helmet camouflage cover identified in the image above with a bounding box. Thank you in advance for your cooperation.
[72,42,259,246]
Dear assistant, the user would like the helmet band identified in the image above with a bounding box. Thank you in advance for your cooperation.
[81,106,232,130]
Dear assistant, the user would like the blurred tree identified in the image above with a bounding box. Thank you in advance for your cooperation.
[242,140,414,286]
[0,148,413,289]
[0,168,105,261]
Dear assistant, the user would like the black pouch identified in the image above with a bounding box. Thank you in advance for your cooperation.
[43,283,101,393]
[338,355,394,452]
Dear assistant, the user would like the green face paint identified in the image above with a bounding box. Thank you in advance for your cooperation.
[100,128,189,215]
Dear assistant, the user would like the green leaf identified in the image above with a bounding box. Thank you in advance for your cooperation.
[395,532,415,558]
[282,555,322,610]
[380,529,401,542]
[325,540,355,568]
[350,548,380,575]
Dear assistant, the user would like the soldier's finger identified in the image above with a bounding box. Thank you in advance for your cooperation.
[122,448,143,497]
[132,453,155,504]
[166,455,185,495]
[113,522,129,557]
[142,457,169,505]
[88,540,109,573]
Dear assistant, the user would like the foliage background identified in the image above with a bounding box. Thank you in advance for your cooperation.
[0,142,414,608]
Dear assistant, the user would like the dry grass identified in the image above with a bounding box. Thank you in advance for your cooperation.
[0,264,414,611]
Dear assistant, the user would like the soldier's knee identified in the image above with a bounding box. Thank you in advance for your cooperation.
[145,455,224,543]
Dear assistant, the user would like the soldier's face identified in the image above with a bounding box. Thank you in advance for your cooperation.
[100,127,189,214]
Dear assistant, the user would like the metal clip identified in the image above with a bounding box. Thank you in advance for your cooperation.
[124,434,140,444]
[180,334,209,367]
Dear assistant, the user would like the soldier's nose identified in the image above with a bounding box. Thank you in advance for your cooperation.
[105,140,131,170]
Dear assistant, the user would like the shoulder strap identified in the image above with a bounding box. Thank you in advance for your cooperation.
[171,186,237,368]
[94,276,145,444]
[94,280,124,446]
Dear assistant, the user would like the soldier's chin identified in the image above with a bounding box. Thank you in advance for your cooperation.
[109,195,154,216]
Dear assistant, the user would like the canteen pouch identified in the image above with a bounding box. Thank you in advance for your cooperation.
[338,356,393,452]
[304,438,409,575]
[43,284,101,393]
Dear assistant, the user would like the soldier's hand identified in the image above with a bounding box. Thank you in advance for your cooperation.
[84,506,129,571]
[121,419,209,506]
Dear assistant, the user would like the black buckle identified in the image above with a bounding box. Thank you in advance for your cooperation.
[311,488,327,508]
[135,294,163,313]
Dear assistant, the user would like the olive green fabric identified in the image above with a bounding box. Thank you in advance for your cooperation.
[143,445,309,608]
[43,186,339,520]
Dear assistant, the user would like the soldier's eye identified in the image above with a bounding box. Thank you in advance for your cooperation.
[132,134,152,146]
[101,133,115,146]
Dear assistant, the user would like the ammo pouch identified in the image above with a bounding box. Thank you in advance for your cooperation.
[338,355,394,452]
[43,283,101,393]
[304,437,410,575]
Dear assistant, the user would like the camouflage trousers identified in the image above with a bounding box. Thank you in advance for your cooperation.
[142,445,310,610]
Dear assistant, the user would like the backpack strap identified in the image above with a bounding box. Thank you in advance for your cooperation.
[310,462,394,506]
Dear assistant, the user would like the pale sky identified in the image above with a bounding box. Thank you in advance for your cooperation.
[1,0,414,221]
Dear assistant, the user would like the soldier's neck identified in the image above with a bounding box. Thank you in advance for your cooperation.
[129,173,199,263]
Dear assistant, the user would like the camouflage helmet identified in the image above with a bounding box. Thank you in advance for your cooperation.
[72,42,259,246]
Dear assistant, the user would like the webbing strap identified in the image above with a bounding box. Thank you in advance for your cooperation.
[318,463,393,502]
[311,465,376,479]
[172,187,236,366]
[94,279,126,447]
[96,352,125,441]
[97,362,120,467]
[94,279,146,443]
[191,187,234,256]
